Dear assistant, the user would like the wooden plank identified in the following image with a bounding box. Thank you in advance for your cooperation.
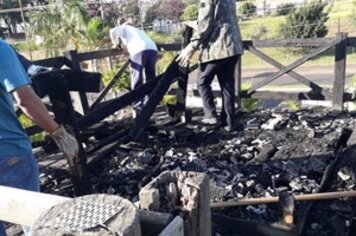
[43,70,92,195]
[77,74,163,129]
[34,57,70,69]
[174,26,193,116]
[235,55,242,108]
[0,186,69,226]
[332,32,348,110]
[210,190,356,208]
[90,59,130,110]
[139,171,211,236]
[246,44,331,99]
[64,50,90,114]
[158,216,184,236]
[128,60,180,140]
[248,39,338,94]
[246,37,331,48]
[347,37,356,47]
[76,48,126,61]
[157,44,181,51]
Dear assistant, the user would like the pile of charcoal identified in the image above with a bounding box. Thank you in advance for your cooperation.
[38,106,356,235]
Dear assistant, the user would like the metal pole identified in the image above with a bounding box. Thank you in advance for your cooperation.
[99,0,105,20]
[18,0,32,60]
[137,0,143,29]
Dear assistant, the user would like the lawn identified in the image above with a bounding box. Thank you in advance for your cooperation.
[238,0,356,69]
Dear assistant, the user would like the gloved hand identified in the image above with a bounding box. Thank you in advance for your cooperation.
[50,125,79,159]
[176,44,196,67]
[27,64,50,76]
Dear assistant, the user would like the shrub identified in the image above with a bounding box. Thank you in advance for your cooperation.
[250,25,268,40]
[239,2,256,17]
[279,1,330,39]
[276,3,295,16]
[101,64,131,92]
[181,4,198,21]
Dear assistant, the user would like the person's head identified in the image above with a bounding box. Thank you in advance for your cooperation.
[117,17,126,26]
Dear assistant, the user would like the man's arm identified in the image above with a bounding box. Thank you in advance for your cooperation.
[189,0,215,49]
[12,85,59,133]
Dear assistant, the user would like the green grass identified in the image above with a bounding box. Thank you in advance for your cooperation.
[238,0,356,69]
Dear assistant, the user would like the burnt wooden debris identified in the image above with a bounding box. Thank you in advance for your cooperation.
[31,70,102,195]
[15,33,356,235]
[139,171,211,236]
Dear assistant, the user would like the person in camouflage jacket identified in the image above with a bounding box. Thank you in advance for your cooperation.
[176,0,243,131]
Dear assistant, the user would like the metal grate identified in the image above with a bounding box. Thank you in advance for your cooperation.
[53,201,120,231]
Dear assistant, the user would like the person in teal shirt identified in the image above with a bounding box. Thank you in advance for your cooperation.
[0,39,79,236]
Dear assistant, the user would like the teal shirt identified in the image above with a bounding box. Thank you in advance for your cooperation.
[0,40,32,155]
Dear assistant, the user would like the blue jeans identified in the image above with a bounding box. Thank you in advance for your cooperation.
[0,153,40,236]
[130,50,158,112]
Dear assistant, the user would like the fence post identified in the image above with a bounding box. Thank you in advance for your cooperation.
[332,32,348,111]
[235,55,242,109]
[64,50,90,114]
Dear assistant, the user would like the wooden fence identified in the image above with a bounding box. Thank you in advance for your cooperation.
[33,32,355,113]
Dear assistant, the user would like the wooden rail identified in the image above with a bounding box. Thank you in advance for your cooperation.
[32,33,355,113]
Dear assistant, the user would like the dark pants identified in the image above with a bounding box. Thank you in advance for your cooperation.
[197,55,239,126]
[130,50,158,112]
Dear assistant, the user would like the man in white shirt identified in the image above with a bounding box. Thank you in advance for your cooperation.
[110,20,158,116]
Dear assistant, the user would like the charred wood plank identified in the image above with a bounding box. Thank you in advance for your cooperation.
[347,37,356,47]
[34,57,71,69]
[77,74,162,129]
[129,60,181,140]
[333,32,348,110]
[36,70,92,195]
[31,70,101,97]
[64,50,90,114]
[235,55,242,107]
[90,59,130,110]
[248,39,338,94]
[245,44,332,98]
[76,48,125,61]
[156,44,181,51]
[174,26,193,117]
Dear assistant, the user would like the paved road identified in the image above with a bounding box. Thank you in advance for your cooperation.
[188,64,356,90]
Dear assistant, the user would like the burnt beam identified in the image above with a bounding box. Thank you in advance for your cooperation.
[129,60,181,140]
[33,70,92,195]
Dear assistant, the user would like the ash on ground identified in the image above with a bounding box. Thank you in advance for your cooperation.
[36,106,356,236]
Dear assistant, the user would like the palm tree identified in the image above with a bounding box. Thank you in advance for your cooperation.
[29,0,110,57]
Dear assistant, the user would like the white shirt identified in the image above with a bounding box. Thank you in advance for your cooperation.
[109,25,158,56]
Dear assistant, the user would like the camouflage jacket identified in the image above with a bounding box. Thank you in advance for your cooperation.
[189,0,243,63]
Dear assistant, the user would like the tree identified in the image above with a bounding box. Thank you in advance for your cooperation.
[0,0,48,34]
[181,4,198,21]
[145,0,185,23]
[238,2,256,17]
[82,0,122,27]
[276,3,295,16]
[28,0,109,56]
[279,1,330,39]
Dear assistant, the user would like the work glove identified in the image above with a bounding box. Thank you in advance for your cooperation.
[176,44,196,67]
[27,64,50,76]
[50,125,79,159]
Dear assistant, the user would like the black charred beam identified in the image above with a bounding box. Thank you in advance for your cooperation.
[31,70,101,98]
[77,73,163,129]
[174,26,193,115]
[34,70,92,195]
[129,60,181,140]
